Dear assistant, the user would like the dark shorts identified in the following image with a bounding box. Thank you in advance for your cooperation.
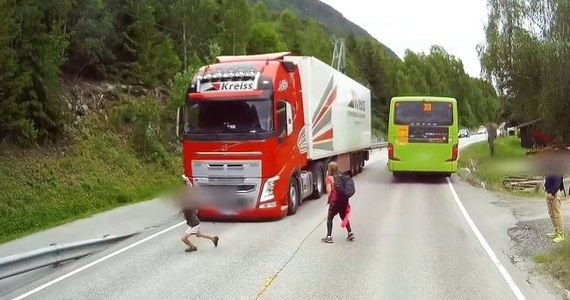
[328,204,348,219]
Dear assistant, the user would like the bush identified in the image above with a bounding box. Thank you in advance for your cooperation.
[109,96,169,164]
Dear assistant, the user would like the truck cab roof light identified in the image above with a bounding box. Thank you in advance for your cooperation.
[245,69,257,77]
[195,70,260,83]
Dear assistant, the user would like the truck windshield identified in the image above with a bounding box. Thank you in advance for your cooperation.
[183,99,274,134]
[394,101,453,126]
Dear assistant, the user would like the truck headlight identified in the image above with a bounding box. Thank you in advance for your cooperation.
[260,176,279,202]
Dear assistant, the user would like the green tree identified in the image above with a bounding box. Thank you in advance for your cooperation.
[64,0,116,79]
[301,19,333,63]
[0,0,34,142]
[164,0,219,67]
[252,1,271,22]
[0,0,71,144]
[219,0,252,55]
[247,23,287,54]
[113,0,181,87]
[278,9,303,54]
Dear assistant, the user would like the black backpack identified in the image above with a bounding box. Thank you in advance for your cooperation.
[334,173,355,199]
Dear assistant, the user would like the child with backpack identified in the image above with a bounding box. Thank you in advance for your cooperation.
[321,161,355,243]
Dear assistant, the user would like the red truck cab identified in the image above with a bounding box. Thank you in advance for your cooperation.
[176,52,311,220]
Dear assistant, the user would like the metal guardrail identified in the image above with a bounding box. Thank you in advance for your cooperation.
[0,233,137,280]
[371,142,388,149]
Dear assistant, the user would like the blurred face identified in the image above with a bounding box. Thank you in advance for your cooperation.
[178,186,203,209]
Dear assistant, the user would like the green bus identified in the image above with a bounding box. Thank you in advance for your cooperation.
[387,96,459,177]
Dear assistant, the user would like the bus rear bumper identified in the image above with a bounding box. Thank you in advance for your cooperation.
[388,159,458,174]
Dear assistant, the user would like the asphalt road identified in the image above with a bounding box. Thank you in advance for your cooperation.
[2,135,563,300]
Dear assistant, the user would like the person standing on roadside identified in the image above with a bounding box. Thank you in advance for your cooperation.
[180,176,219,252]
[321,161,355,243]
[544,170,565,243]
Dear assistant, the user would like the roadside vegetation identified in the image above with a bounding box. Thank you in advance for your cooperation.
[534,246,570,290]
[458,136,538,196]
[0,93,182,244]
[480,0,570,142]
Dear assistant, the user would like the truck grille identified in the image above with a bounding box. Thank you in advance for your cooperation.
[191,160,262,211]
[192,160,261,178]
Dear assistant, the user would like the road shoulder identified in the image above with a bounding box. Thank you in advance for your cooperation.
[451,175,569,299]
[0,197,180,258]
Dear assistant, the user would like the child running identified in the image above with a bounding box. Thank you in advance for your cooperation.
[180,176,219,252]
[321,161,355,243]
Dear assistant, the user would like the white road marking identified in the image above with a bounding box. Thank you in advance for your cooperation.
[11,221,187,300]
[446,178,526,300]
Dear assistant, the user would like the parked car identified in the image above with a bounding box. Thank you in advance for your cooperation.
[459,129,470,138]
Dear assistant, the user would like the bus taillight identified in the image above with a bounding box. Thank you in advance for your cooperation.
[388,143,399,161]
[447,144,458,161]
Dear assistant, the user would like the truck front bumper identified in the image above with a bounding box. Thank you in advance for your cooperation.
[198,204,288,221]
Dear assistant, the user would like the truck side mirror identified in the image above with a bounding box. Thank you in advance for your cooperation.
[176,105,184,139]
[286,102,293,136]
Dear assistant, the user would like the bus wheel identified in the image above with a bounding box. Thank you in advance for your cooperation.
[287,177,299,216]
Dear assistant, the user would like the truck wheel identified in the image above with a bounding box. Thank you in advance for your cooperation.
[287,177,299,216]
[350,154,356,177]
[357,153,364,173]
[309,163,324,199]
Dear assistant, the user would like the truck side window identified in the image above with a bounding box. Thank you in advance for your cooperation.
[277,100,287,136]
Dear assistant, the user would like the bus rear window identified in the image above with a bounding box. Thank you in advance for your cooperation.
[394,101,453,126]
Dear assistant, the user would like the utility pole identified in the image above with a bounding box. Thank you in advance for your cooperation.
[331,38,346,74]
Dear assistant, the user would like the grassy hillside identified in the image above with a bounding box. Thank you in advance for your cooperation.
[0,84,182,244]
[250,0,399,59]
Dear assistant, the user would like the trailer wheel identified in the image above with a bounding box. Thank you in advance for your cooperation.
[287,177,299,216]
